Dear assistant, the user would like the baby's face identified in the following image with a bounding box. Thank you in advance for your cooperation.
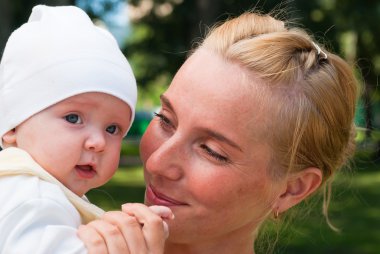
[6,92,131,196]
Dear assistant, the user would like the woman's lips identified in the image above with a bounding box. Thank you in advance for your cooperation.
[146,185,187,206]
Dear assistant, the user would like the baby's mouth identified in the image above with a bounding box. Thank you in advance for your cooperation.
[75,164,96,179]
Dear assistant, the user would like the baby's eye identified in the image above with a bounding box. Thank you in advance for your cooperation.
[65,114,82,124]
[106,125,119,134]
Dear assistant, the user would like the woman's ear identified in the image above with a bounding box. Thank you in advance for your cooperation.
[2,129,17,147]
[274,167,322,213]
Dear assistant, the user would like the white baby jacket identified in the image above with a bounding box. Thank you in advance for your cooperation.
[0,147,105,253]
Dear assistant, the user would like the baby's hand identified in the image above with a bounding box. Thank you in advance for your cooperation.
[77,203,174,254]
[149,205,175,239]
[148,205,175,220]
[126,204,174,239]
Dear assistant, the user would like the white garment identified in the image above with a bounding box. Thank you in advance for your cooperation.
[0,148,105,253]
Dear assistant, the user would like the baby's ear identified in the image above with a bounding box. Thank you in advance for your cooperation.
[2,129,17,147]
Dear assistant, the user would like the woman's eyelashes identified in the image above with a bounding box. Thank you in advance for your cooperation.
[200,144,229,163]
[154,112,174,130]
[65,113,82,124]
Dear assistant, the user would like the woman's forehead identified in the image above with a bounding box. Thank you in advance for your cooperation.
[164,50,270,144]
[168,49,269,116]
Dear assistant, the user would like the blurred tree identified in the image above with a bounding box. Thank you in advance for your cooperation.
[0,0,75,55]
[76,0,123,20]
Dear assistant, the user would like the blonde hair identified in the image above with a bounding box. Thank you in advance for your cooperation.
[199,12,359,227]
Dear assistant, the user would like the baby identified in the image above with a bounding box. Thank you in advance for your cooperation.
[0,5,169,253]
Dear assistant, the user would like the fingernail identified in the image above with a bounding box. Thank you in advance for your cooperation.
[163,221,169,239]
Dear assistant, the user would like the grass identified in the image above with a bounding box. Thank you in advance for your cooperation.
[86,155,380,254]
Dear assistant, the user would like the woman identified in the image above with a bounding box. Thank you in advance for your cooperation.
[79,11,359,254]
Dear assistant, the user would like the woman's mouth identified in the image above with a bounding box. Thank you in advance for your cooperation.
[75,164,96,179]
[146,185,187,206]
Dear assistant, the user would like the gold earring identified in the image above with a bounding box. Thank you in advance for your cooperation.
[274,209,280,219]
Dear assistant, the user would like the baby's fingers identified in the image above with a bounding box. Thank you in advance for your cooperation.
[148,205,174,239]
[77,224,108,254]
[78,220,130,254]
[149,205,175,220]
[102,211,148,253]
[122,203,170,253]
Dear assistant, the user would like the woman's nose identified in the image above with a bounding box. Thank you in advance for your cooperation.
[145,135,185,181]
[84,130,106,152]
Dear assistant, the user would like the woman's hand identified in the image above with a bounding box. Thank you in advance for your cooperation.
[77,204,173,254]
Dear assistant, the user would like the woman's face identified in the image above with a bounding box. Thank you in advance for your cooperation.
[140,49,284,244]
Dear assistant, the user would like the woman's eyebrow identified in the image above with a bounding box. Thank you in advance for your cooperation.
[159,94,175,112]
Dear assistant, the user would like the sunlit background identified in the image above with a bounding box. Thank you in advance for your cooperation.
[0,0,379,253]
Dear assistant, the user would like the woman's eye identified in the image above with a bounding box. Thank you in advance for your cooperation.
[154,112,173,129]
[200,144,229,163]
[106,125,119,134]
[65,114,82,124]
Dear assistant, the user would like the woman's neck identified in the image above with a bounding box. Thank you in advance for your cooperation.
[163,215,262,254]
[164,243,255,254]
[164,232,256,254]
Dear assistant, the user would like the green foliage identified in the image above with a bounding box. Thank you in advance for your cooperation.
[120,140,140,156]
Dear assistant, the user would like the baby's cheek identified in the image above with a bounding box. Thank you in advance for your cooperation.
[105,154,121,179]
